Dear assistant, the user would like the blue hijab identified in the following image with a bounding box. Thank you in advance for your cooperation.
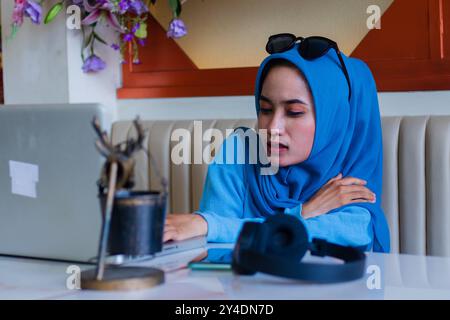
[247,43,390,253]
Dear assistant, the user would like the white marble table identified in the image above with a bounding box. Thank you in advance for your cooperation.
[1,244,450,300]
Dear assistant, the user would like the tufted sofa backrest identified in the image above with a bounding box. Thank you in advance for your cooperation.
[111,116,450,256]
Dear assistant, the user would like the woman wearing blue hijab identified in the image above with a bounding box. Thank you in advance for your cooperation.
[164,35,391,253]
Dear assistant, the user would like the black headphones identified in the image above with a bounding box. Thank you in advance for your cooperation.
[232,214,366,283]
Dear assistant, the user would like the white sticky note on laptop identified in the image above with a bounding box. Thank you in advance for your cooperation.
[9,160,39,198]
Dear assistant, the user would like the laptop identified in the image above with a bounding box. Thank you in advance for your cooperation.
[0,104,205,264]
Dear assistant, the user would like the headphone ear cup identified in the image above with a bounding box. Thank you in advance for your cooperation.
[264,214,309,261]
[231,257,256,275]
[232,222,262,275]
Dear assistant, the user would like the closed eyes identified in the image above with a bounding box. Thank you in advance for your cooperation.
[260,108,305,117]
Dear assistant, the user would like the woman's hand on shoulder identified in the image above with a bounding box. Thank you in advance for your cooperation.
[163,213,208,242]
[302,173,376,219]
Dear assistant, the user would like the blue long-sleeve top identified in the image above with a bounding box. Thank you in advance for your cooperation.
[194,133,374,250]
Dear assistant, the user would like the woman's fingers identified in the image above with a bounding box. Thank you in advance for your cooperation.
[303,175,376,219]
[164,215,179,242]
[342,191,376,204]
[336,176,367,186]
[347,198,377,205]
[337,184,375,195]
[163,230,176,242]
[165,214,178,226]
[317,185,374,205]
[163,228,183,242]
[164,225,176,233]
[164,229,190,242]
[325,173,343,186]
[325,175,368,188]
[164,213,207,242]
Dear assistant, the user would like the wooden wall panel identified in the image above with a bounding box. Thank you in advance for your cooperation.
[118,14,258,98]
[119,0,450,99]
[351,0,450,91]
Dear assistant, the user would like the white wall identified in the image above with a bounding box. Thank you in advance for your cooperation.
[1,1,120,113]
[1,1,69,104]
[116,96,257,121]
[116,91,450,122]
[377,91,450,116]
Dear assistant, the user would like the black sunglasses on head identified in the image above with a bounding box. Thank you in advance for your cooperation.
[265,33,352,101]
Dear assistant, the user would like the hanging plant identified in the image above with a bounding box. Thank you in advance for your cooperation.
[9,0,188,73]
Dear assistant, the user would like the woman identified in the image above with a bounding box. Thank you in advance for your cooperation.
[164,35,390,252]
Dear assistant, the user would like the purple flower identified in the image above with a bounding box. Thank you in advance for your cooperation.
[129,0,148,15]
[82,54,106,73]
[131,22,140,33]
[166,18,187,39]
[137,38,146,46]
[111,43,120,51]
[24,0,42,25]
[82,0,123,32]
[123,33,134,42]
[118,0,130,13]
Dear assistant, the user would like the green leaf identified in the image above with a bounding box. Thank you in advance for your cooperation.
[168,0,182,18]
[44,2,64,25]
[134,23,147,39]
[84,31,94,49]
[94,33,108,46]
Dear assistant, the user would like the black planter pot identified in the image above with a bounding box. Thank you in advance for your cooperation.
[99,190,167,256]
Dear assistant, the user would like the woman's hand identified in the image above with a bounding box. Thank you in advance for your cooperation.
[302,173,376,219]
[163,213,208,242]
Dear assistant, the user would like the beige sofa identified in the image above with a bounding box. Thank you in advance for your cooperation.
[111,116,450,257]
